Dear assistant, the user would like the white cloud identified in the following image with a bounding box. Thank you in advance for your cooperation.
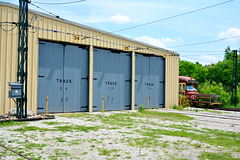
[218,28,240,42]
[110,14,130,24]
[201,55,217,61]
[134,36,182,50]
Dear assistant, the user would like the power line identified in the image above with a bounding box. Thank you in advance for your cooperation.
[237,41,240,49]
[181,53,224,56]
[167,35,240,48]
[180,55,213,63]
[110,0,234,33]
[0,22,18,32]
[175,51,225,52]
[29,25,238,58]
[29,25,151,51]
[29,0,234,48]
[30,3,61,19]
[31,0,86,5]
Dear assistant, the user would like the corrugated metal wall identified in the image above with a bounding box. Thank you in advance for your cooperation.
[165,55,179,108]
[0,2,179,114]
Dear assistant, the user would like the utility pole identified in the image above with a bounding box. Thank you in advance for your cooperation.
[231,50,238,106]
[17,0,29,118]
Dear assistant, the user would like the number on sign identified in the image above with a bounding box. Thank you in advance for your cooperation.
[123,46,130,51]
[73,35,80,41]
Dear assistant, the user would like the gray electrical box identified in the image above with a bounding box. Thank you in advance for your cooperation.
[8,82,22,98]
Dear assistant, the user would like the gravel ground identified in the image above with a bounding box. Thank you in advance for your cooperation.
[0,108,239,160]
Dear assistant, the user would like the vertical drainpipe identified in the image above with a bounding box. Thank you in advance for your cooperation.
[89,45,94,112]
[131,50,135,110]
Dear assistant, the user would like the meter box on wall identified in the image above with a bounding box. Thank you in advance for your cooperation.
[8,82,22,98]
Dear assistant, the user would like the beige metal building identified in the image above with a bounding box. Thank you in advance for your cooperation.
[0,2,179,114]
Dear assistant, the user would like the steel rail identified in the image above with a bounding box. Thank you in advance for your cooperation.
[0,143,34,160]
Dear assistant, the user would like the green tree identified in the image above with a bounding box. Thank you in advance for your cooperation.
[179,59,207,84]
[206,60,233,88]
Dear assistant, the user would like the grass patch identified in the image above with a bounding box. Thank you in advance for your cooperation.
[130,111,194,121]
[69,139,82,145]
[137,127,240,150]
[55,149,70,157]
[42,121,70,125]
[55,137,66,143]
[124,137,162,148]
[203,108,223,114]
[0,121,26,127]
[13,126,53,132]
[101,113,134,127]
[199,151,239,160]
[55,125,100,132]
[98,148,120,156]
[59,113,94,118]
[13,124,100,133]
[101,111,193,127]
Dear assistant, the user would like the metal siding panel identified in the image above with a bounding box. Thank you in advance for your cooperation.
[135,54,142,109]
[64,45,88,112]
[159,57,165,108]
[165,55,179,108]
[64,45,81,112]
[93,49,104,111]
[149,56,158,108]
[93,48,129,111]
[111,52,121,110]
[103,50,112,110]
[37,41,64,113]
[50,43,64,112]
[80,48,89,111]
[0,6,23,114]
[122,52,131,110]
[141,55,149,109]
[37,42,49,113]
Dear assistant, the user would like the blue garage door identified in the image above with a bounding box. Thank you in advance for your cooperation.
[135,54,165,109]
[37,41,88,113]
[93,48,131,111]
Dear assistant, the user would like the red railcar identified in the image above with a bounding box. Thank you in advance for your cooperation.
[179,76,222,107]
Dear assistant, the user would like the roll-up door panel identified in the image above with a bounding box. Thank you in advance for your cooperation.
[37,42,64,113]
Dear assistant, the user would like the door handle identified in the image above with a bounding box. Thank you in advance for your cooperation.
[66,97,68,101]
[60,87,62,90]
[65,87,67,90]
[61,97,63,102]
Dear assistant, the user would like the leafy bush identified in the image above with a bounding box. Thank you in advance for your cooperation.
[198,81,231,107]
[138,105,144,112]
[179,95,190,108]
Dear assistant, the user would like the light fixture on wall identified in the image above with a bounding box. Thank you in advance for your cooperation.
[29,14,42,32]
[29,13,42,27]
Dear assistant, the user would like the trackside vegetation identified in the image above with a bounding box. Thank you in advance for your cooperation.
[179,46,240,108]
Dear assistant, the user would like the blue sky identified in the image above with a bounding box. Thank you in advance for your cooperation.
[2,0,240,65]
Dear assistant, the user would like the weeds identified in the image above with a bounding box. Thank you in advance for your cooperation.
[199,151,238,160]
[139,105,144,112]
[13,126,53,132]
[0,121,26,127]
[98,148,120,156]
[136,127,240,150]
[42,121,70,125]
[131,111,194,121]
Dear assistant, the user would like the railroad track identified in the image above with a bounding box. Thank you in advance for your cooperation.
[165,110,240,125]
[214,107,240,112]
[177,112,240,121]
[194,106,240,112]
